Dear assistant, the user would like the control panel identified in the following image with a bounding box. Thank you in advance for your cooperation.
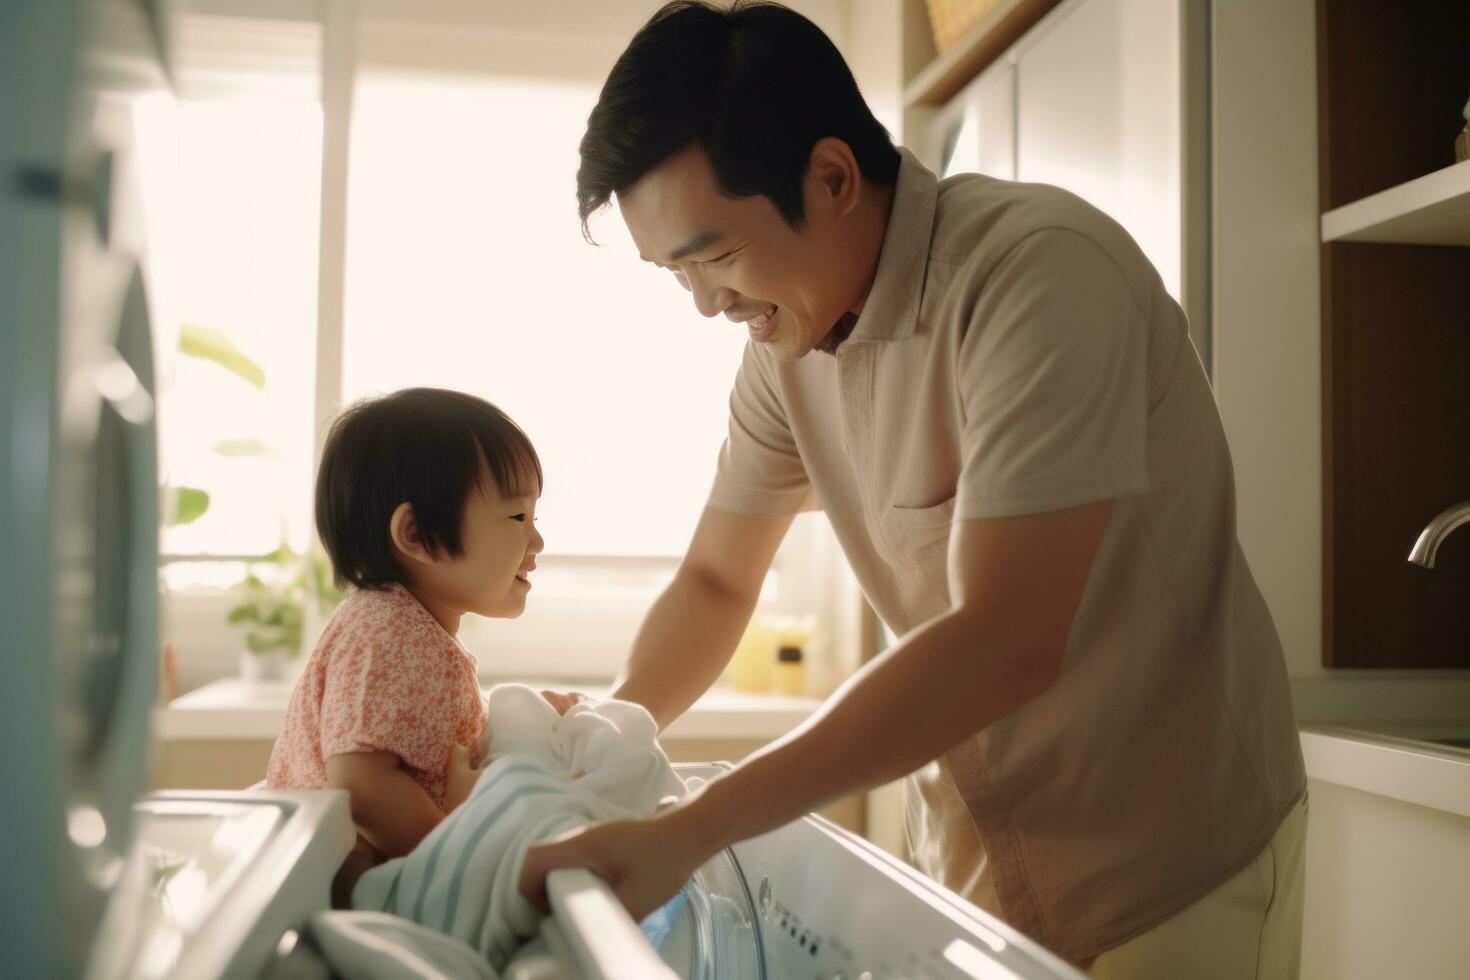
[730,818,1080,980]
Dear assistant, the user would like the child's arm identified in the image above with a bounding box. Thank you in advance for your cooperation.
[442,743,484,811]
[325,750,447,857]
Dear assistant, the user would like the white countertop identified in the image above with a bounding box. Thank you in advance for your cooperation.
[154,677,822,743]
[1300,723,1470,820]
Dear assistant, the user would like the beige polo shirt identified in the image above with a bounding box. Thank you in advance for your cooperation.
[705,149,1306,961]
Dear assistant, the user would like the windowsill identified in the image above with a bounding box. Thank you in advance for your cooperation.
[154,676,822,743]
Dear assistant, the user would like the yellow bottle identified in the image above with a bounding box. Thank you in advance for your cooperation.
[725,616,775,692]
[771,643,805,696]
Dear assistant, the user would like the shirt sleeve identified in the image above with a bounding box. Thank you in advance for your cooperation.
[706,340,817,516]
[955,227,1151,520]
[319,631,464,774]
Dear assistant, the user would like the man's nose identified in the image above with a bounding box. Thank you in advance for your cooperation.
[683,266,732,319]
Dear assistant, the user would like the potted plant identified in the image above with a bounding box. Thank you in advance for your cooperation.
[228,545,341,685]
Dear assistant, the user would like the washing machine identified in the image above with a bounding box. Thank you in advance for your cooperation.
[86,763,1083,980]
[513,763,1086,980]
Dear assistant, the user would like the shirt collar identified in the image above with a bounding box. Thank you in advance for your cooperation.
[847,147,937,344]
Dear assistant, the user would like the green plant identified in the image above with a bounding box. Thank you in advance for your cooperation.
[227,545,343,657]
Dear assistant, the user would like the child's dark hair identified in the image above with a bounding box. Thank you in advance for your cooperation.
[315,388,542,590]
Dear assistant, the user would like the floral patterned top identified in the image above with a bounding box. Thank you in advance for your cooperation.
[266,583,486,810]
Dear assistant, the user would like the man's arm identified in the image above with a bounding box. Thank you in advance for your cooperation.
[683,500,1112,845]
[612,506,796,729]
[520,499,1113,919]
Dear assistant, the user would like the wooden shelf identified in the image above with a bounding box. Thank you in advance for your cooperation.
[903,0,1061,108]
[1321,158,1470,245]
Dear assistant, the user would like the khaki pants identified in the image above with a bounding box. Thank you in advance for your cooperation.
[1089,791,1308,980]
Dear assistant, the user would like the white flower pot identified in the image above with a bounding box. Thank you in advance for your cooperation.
[239,649,288,685]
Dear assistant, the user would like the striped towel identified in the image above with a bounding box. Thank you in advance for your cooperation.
[351,685,683,971]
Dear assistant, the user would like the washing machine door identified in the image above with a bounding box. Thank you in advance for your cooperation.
[647,764,765,980]
[530,846,765,980]
[518,763,766,980]
[646,845,765,980]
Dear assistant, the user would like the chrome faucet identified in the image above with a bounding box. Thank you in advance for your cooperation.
[1408,501,1470,568]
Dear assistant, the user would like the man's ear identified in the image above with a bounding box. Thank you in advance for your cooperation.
[389,501,435,566]
[806,137,862,218]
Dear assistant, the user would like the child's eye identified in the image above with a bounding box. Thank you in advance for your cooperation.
[511,514,528,522]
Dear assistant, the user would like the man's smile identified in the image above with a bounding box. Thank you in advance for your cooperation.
[732,304,780,341]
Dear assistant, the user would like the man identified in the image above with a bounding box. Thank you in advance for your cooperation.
[520,2,1307,975]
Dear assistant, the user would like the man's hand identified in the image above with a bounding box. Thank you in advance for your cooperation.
[518,805,714,922]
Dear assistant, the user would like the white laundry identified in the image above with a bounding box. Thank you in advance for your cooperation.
[349,685,684,972]
[308,910,499,980]
[476,683,676,804]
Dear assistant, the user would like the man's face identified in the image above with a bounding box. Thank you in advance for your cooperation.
[616,145,852,362]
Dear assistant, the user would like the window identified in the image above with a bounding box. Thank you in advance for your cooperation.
[142,6,857,685]
[341,71,747,559]
[135,86,323,589]
[340,63,834,677]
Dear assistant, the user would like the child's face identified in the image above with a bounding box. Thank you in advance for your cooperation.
[431,464,544,620]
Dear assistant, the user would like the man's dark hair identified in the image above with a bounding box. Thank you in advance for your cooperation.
[577,0,900,236]
[315,388,542,590]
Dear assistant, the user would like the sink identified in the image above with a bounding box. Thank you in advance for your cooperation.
[1332,726,1470,757]
[1424,737,1470,750]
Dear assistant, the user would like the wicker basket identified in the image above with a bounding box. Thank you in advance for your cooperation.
[924,0,1008,55]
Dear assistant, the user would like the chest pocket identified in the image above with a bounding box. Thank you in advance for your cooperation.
[880,496,956,624]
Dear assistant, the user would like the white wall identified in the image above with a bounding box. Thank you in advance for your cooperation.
[843,0,904,143]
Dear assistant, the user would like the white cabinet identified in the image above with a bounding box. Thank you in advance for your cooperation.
[927,0,1194,315]
[1299,728,1470,979]
[937,62,1016,182]
[1014,0,1181,300]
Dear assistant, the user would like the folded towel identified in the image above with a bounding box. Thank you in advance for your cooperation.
[352,685,683,971]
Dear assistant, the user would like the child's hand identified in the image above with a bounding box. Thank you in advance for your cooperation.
[540,690,588,716]
[443,743,483,811]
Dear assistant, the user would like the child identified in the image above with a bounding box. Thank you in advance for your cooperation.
[267,387,545,864]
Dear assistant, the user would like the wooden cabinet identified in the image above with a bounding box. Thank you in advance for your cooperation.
[1317,0,1470,668]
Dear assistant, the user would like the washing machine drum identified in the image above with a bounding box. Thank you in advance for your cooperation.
[648,847,765,980]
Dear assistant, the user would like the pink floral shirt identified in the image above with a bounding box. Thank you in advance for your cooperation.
[266,583,486,810]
